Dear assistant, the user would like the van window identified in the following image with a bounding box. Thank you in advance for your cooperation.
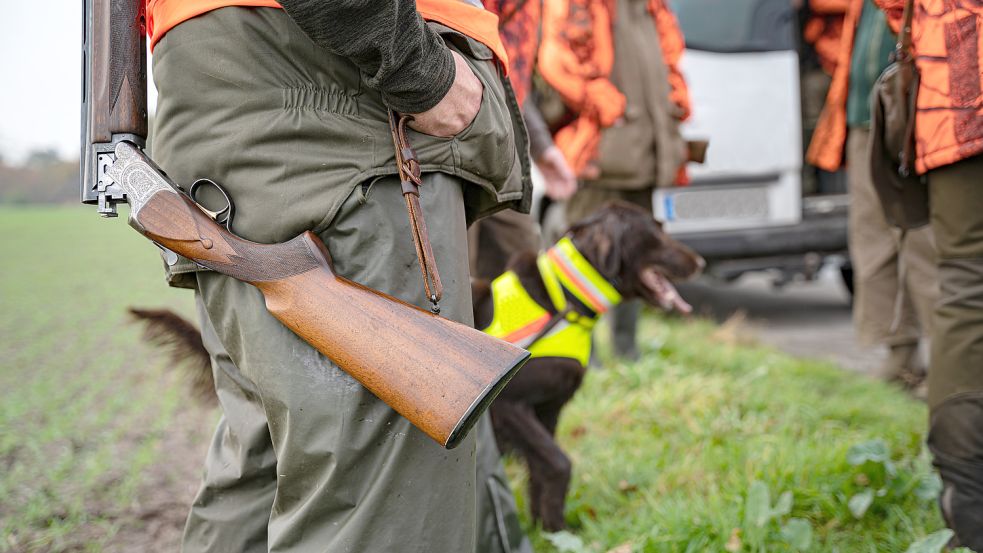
[671,0,795,53]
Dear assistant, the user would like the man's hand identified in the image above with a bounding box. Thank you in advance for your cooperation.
[536,145,578,200]
[408,51,483,137]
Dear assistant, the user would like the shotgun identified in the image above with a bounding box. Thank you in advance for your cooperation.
[80,0,529,449]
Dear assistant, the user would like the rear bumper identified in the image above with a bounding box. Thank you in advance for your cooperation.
[674,212,848,261]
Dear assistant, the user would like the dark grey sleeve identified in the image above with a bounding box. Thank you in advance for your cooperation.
[278,0,455,114]
[522,99,554,160]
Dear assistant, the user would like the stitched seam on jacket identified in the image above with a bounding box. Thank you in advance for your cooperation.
[282,87,360,116]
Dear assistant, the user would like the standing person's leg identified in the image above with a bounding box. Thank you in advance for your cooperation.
[846,128,924,379]
[182,296,277,553]
[900,224,939,342]
[925,155,983,549]
[195,174,478,553]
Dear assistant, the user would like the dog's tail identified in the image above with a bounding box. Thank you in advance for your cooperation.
[128,307,216,405]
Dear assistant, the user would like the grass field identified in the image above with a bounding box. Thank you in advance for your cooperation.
[0,206,201,552]
[0,206,954,552]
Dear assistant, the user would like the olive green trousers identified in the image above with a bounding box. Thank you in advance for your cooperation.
[924,155,983,549]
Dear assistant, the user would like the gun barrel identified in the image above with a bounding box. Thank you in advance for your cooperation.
[81,0,148,214]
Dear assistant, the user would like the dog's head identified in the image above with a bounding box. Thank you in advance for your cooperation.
[567,201,704,313]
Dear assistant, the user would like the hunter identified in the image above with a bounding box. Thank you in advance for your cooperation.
[808,0,939,389]
[537,0,692,359]
[145,0,532,551]
[874,0,983,548]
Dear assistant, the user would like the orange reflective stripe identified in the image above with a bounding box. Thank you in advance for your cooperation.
[546,249,608,313]
[147,0,509,71]
[147,0,280,50]
[501,313,552,343]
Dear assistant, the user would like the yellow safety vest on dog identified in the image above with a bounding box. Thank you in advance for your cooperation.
[482,237,622,366]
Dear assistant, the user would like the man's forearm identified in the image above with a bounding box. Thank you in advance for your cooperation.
[278,0,455,113]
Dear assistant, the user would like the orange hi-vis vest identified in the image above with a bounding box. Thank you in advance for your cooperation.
[146,0,510,71]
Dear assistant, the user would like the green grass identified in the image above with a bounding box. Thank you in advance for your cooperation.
[0,206,195,552]
[0,206,950,552]
[510,318,947,552]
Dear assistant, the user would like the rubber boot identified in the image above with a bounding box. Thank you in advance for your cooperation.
[611,300,641,361]
[929,393,983,550]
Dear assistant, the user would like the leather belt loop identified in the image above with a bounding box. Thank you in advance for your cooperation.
[388,108,444,314]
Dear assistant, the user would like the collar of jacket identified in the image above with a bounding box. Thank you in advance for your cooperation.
[537,236,623,325]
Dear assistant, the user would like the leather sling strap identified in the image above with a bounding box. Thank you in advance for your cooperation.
[897,0,917,175]
[388,108,444,314]
[899,0,914,57]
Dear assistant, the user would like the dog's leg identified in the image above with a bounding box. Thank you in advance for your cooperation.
[492,400,572,531]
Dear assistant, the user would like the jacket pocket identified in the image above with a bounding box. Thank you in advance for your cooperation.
[405,24,530,222]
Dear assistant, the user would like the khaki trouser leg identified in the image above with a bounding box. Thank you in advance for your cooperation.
[190,174,478,553]
[846,128,938,349]
[925,155,983,550]
[183,296,277,552]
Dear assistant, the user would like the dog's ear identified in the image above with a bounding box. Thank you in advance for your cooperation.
[595,230,622,278]
[568,208,624,280]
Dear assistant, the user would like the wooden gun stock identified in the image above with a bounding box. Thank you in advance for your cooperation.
[108,142,528,448]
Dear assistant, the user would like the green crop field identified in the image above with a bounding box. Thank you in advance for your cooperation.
[0,206,202,552]
[0,206,958,552]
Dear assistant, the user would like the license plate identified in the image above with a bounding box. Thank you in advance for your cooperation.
[662,186,769,221]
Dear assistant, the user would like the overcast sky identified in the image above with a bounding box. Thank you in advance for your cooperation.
[0,3,157,164]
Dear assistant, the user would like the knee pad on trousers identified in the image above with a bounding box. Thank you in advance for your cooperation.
[929,392,983,550]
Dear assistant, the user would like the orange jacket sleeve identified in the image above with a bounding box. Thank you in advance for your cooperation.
[649,0,692,120]
[539,0,625,124]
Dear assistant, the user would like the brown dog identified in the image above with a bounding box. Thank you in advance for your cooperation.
[130,201,703,532]
[473,201,703,531]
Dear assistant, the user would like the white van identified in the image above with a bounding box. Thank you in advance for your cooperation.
[655,0,850,286]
